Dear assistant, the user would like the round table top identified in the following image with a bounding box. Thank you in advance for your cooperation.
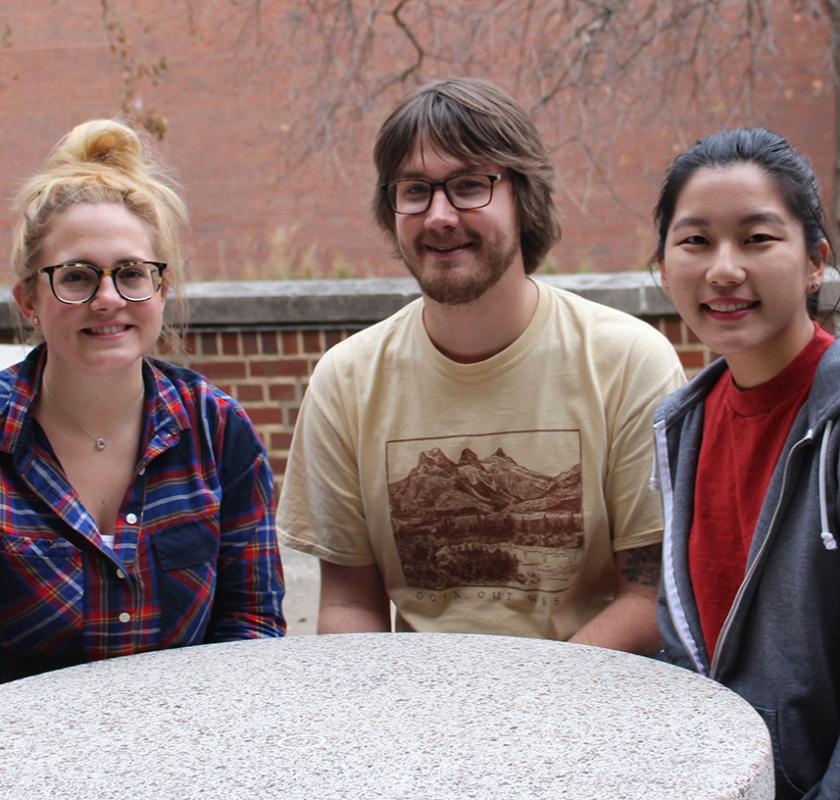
[0,633,773,800]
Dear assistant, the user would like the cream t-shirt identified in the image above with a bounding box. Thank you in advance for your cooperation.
[278,281,684,639]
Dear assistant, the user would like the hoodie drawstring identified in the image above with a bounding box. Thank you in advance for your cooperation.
[819,420,838,550]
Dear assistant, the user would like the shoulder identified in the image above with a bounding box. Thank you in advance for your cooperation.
[806,335,840,425]
[310,298,422,383]
[654,358,727,424]
[542,283,682,367]
[146,357,239,412]
[815,334,840,380]
[546,283,664,336]
[0,368,16,415]
[0,346,41,420]
[145,357,261,452]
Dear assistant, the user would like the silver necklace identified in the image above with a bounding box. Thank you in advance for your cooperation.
[41,375,144,452]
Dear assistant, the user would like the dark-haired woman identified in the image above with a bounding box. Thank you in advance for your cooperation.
[653,127,839,799]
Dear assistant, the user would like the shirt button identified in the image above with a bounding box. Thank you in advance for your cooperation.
[137,466,146,476]
[116,569,126,580]
[118,612,131,624]
[125,513,138,525]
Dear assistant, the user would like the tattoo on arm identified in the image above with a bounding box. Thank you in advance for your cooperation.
[620,543,662,588]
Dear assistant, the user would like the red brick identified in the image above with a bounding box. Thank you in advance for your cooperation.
[269,456,288,476]
[235,383,264,402]
[663,319,683,345]
[189,360,247,380]
[270,432,293,450]
[288,407,300,426]
[183,332,198,355]
[281,331,300,355]
[201,333,218,355]
[251,359,310,377]
[686,327,703,345]
[678,349,706,369]
[269,383,297,401]
[246,406,285,426]
[242,332,259,355]
[261,331,279,354]
[0,7,827,284]
[325,330,344,349]
[302,330,323,354]
[221,332,240,355]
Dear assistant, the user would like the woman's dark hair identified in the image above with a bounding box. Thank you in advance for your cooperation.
[653,128,833,317]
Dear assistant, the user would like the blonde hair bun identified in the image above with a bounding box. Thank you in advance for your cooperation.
[49,119,145,178]
[10,117,188,355]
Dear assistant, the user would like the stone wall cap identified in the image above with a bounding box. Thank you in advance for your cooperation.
[2,272,838,329]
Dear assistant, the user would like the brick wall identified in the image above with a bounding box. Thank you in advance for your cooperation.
[0,3,833,280]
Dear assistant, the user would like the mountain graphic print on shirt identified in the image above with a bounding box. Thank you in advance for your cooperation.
[387,430,583,593]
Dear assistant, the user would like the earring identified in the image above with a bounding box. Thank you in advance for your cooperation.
[31,316,39,326]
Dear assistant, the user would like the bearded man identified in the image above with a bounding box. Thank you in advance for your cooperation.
[277,78,684,651]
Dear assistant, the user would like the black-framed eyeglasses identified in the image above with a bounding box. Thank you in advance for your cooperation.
[39,261,167,305]
[383,173,502,215]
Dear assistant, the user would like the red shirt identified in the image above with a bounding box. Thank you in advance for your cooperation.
[689,325,834,659]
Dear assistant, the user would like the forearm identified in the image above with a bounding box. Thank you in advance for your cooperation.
[569,543,662,654]
[209,538,286,640]
[212,453,286,640]
[318,601,391,633]
[317,560,392,634]
[568,590,660,654]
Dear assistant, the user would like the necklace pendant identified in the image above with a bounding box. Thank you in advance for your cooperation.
[95,438,107,451]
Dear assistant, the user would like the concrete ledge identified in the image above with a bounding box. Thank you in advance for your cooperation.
[2,272,839,330]
[184,278,423,327]
[182,272,680,325]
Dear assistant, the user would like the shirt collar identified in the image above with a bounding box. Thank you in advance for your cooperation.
[0,347,192,457]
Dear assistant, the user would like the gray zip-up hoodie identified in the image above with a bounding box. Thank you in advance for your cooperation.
[654,338,840,800]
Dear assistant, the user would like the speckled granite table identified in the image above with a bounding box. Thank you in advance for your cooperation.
[0,634,773,800]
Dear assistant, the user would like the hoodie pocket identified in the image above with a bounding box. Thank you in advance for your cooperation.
[755,706,806,799]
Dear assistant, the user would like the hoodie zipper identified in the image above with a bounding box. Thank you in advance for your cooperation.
[710,431,813,679]
[655,417,707,675]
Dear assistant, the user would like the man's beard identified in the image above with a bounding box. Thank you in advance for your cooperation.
[400,233,519,306]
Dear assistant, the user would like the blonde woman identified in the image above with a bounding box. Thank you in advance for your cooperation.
[0,120,285,682]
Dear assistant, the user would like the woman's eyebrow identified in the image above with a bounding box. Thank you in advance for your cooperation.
[738,211,786,226]
[670,215,708,232]
[671,210,786,232]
